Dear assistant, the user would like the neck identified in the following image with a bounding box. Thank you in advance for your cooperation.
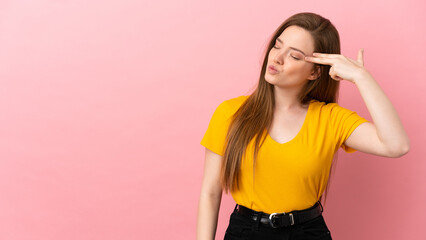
[273,87,306,111]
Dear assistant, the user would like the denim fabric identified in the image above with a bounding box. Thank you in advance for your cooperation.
[224,204,332,240]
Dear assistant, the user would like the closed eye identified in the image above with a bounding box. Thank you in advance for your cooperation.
[272,46,300,60]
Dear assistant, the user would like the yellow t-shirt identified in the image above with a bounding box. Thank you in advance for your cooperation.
[200,95,369,214]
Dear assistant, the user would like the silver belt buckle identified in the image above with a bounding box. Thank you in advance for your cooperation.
[269,212,295,228]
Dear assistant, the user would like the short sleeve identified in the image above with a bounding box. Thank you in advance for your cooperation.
[328,103,369,153]
[200,100,233,156]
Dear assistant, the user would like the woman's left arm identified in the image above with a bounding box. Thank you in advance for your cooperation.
[305,49,410,157]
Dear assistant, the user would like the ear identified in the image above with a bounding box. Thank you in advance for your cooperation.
[308,65,321,80]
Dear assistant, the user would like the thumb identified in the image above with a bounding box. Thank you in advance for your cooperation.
[358,48,364,66]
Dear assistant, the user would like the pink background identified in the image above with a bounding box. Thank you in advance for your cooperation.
[0,0,425,239]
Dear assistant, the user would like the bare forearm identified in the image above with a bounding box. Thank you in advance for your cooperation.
[196,194,222,240]
[354,69,410,155]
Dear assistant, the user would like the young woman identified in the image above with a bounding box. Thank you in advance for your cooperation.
[197,12,410,240]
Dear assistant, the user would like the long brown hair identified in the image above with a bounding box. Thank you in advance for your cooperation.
[220,12,341,209]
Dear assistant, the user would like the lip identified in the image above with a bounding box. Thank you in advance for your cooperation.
[268,65,279,74]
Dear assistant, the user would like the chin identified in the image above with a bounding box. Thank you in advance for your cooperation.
[264,74,273,84]
[264,73,281,84]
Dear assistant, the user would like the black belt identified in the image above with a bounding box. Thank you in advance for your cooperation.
[235,201,323,228]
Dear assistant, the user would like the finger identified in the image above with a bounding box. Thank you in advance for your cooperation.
[329,68,342,81]
[330,71,338,80]
[304,56,335,65]
[347,57,359,65]
[357,48,364,66]
[312,53,341,58]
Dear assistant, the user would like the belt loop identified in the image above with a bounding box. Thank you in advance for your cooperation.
[252,213,261,231]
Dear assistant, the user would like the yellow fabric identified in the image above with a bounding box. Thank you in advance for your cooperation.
[200,95,369,214]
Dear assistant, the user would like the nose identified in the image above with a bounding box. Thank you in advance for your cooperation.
[273,50,284,65]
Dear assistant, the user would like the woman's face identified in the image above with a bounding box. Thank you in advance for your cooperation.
[265,25,319,88]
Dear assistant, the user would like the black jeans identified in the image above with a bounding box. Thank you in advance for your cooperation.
[224,204,332,240]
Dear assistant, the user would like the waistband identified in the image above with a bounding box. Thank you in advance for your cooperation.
[234,201,324,228]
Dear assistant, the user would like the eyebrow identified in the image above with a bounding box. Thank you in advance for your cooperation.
[276,38,306,56]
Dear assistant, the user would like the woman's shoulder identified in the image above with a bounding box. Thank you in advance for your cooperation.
[310,99,342,109]
[222,95,249,111]
[225,95,249,104]
[309,99,342,117]
[310,99,361,119]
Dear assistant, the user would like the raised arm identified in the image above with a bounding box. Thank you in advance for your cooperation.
[305,49,410,157]
[343,69,410,157]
